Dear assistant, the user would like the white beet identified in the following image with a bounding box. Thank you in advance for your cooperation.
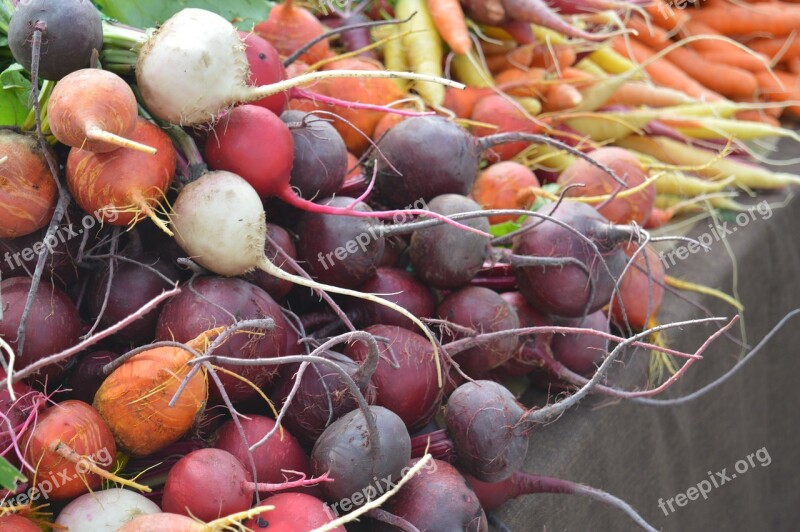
[170,171,444,385]
[55,488,161,531]
[135,9,463,125]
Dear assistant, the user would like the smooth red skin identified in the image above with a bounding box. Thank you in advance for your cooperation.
[242,223,297,301]
[0,277,82,382]
[213,416,313,488]
[437,286,520,376]
[24,400,116,501]
[162,448,252,522]
[0,514,41,531]
[243,493,344,532]
[204,105,294,199]
[240,31,288,115]
[551,310,609,376]
[558,147,655,226]
[471,94,543,161]
[496,291,554,377]
[347,268,435,330]
[344,325,443,432]
[380,459,488,532]
[86,254,180,344]
[155,277,289,403]
[612,243,665,329]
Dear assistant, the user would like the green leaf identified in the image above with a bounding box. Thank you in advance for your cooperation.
[0,456,26,491]
[93,0,274,30]
[0,63,31,127]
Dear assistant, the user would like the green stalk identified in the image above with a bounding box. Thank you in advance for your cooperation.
[101,21,148,52]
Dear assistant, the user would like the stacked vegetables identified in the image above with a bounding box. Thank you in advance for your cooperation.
[0,0,796,531]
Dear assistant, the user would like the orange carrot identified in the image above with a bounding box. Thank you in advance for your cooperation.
[543,82,583,112]
[608,81,696,107]
[754,69,800,116]
[491,43,577,73]
[674,20,771,71]
[495,67,547,97]
[626,21,758,98]
[611,38,723,101]
[698,51,770,73]
[691,6,800,37]
[734,109,781,125]
[427,0,472,55]
[747,35,800,63]
[644,1,689,30]
[789,57,800,74]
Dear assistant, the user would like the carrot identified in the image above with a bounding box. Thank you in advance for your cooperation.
[500,43,577,73]
[644,1,689,30]
[733,109,781,126]
[679,20,770,71]
[747,35,800,63]
[611,38,723,100]
[495,67,547,97]
[396,0,445,106]
[427,0,472,54]
[381,25,410,91]
[608,81,696,107]
[789,57,800,74]
[754,69,800,116]
[444,86,493,118]
[626,19,759,97]
[698,51,770,73]
[543,82,583,112]
[644,207,674,229]
[691,6,800,37]
[451,51,494,88]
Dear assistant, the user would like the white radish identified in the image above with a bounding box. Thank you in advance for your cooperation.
[55,487,161,531]
[135,8,463,125]
[169,170,444,385]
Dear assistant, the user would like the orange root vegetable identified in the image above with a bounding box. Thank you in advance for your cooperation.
[373,111,407,141]
[644,1,689,30]
[289,58,406,154]
[543,82,583,112]
[611,38,723,101]
[690,5,800,37]
[754,69,800,116]
[471,161,539,223]
[254,0,330,64]
[443,86,493,118]
[471,93,544,161]
[0,129,57,238]
[557,146,655,225]
[345,151,362,181]
[427,0,472,54]
[495,67,547,97]
[48,69,157,154]
[24,400,149,501]
[93,333,210,457]
[487,43,576,73]
[608,81,696,107]
[65,117,176,234]
[611,243,665,329]
[747,36,800,63]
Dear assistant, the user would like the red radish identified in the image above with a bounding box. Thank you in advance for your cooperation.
[240,31,289,115]
[0,277,82,382]
[135,9,458,126]
[66,117,176,233]
[612,243,665,329]
[162,448,331,522]
[48,69,156,154]
[557,147,655,225]
[213,416,313,489]
[243,492,344,531]
[254,0,330,65]
[169,170,444,385]
[0,129,57,238]
[23,400,148,501]
[471,161,540,223]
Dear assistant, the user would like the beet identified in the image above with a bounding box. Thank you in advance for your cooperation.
[512,201,629,318]
[241,223,297,301]
[409,194,490,290]
[551,310,610,376]
[155,276,289,403]
[295,196,385,288]
[65,350,120,404]
[438,286,520,376]
[243,492,344,531]
[344,325,443,432]
[379,458,488,532]
[282,110,348,200]
[444,380,528,482]
[346,267,435,330]
[310,406,411,504]
[497,291,554,376]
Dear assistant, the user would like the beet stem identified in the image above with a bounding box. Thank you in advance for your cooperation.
[510,471,657,532]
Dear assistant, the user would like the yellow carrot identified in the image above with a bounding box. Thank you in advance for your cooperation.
[380,25,409,91]
[660,116,800,143]
[515,96,543,115]
[396,0,445,106]
[451,51,494,88]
